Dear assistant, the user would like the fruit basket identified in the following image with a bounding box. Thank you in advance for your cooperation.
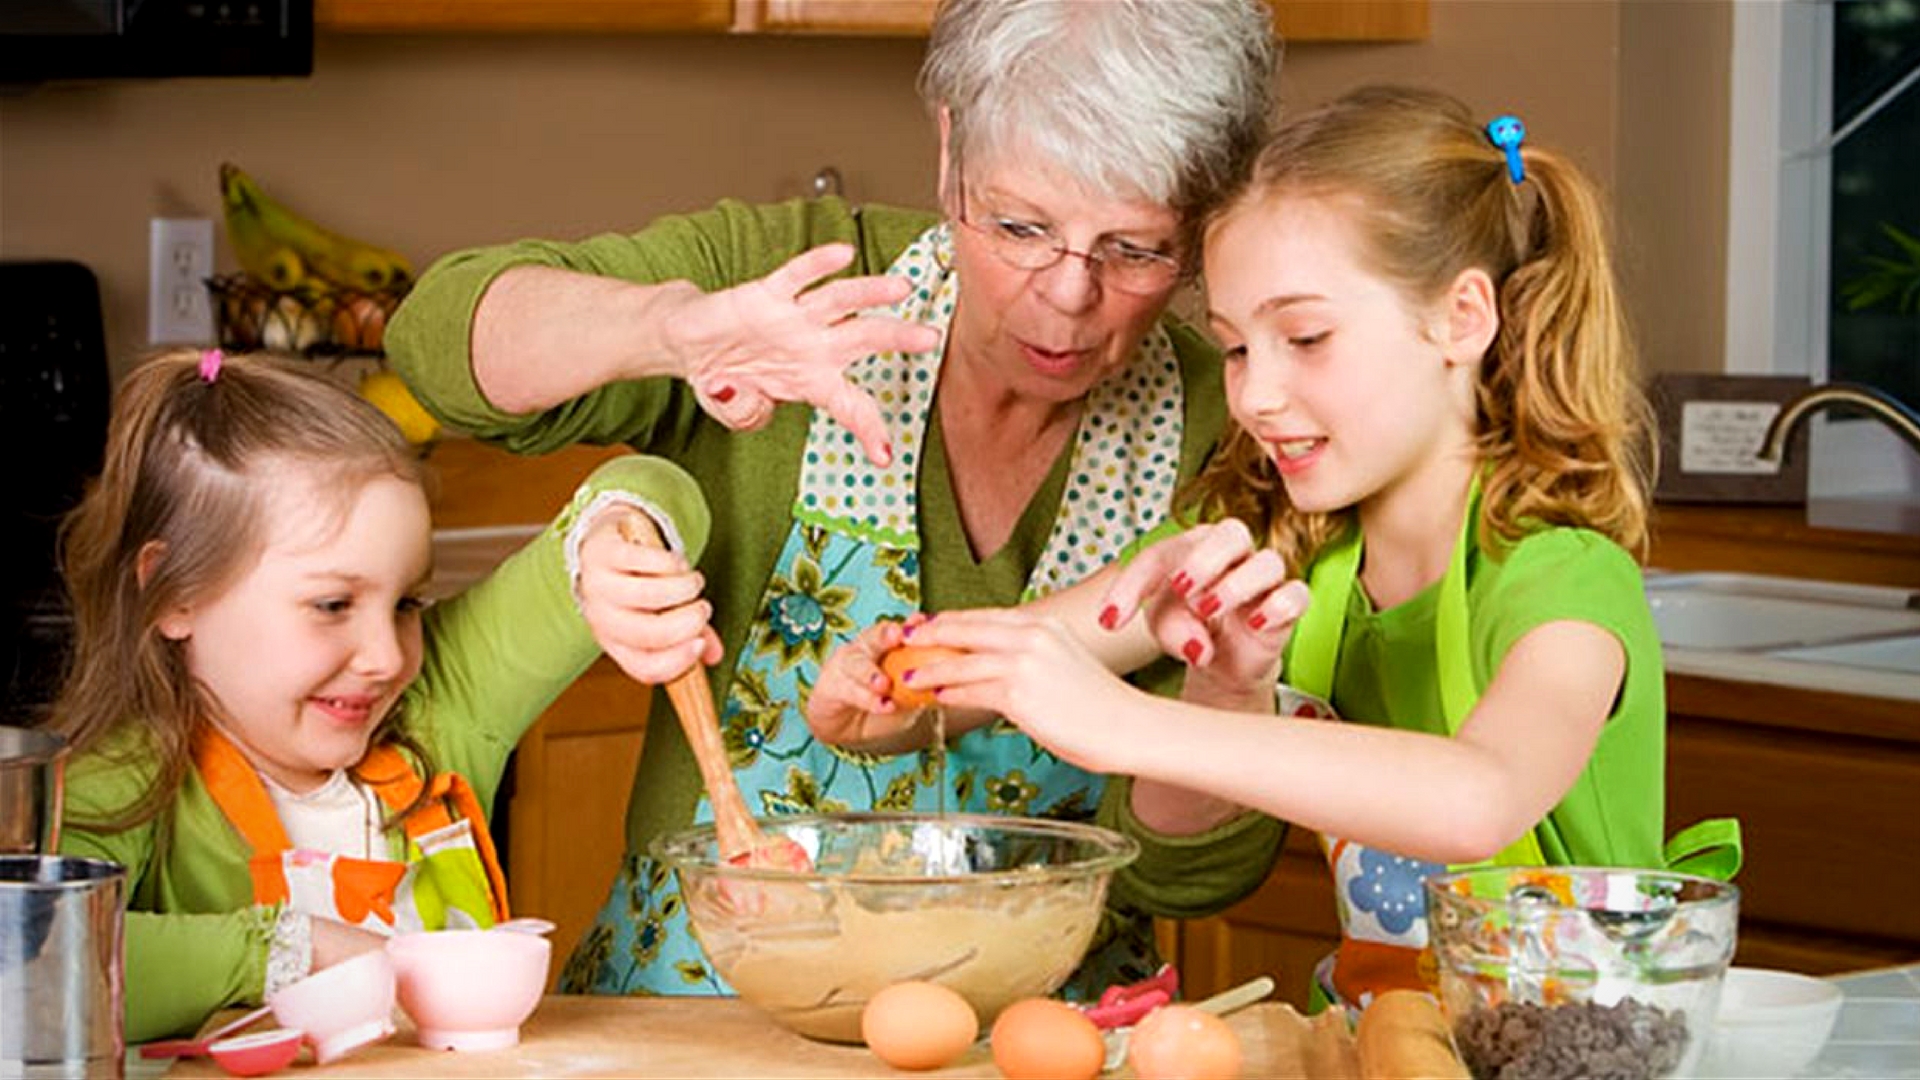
[208,273,405,358]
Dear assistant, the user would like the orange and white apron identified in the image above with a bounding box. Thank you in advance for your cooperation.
[194,726,509,933]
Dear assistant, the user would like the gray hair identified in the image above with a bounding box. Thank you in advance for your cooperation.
[919,0,1277,226]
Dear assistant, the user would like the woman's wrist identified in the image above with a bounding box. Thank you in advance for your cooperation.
[646,280,718,387]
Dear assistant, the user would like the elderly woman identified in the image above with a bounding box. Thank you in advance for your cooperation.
[386,0,1279,999]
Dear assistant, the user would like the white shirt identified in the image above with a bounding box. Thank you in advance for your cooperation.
[261,768,389,860]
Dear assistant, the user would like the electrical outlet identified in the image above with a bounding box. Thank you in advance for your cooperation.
[148,217,215,345]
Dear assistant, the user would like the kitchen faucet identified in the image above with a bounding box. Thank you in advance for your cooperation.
[1755,382,1920,465]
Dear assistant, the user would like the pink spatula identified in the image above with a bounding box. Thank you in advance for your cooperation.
[139,1005,274,1059]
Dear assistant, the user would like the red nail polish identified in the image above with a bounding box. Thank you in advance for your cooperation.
[1098,605,1119,631]
[902,669,917,685]
[1182,639,1203,664]
[1198,594,1222,618]
[902,622,916,639]
[1248,612,1267,630]
[713,385,736,404]
[1171,573,1192,596]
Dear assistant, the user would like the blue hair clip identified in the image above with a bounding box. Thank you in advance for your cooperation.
[1486,114,1526,184]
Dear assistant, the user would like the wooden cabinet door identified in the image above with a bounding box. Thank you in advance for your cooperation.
[320,0,1427,41]
[318,0,734,32]
[1667,675,1920,976]
[1163,827,1339,1011]
[740,0,1428,41]
[738,0,937,35]
[504,660,651,987]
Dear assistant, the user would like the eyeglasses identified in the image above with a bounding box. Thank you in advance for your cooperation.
[954,173,1184,297]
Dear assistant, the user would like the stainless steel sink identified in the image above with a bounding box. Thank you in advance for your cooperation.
[1768,635,1920,676]
[1645,571,1920,701]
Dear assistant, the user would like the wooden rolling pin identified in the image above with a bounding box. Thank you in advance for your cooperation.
[1356,990,1470,1080]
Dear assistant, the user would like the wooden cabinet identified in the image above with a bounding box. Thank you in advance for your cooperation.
[319,0,1427,41]
[735,0,937,35]
[1665,675,1920,976]
[317,0,733,32]
[1160,829,1339,1012]
[428,438,646,985]
[501,657,649,984]
[1166,677,1920,1009]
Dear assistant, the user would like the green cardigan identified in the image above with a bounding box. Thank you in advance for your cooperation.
[386,196,1286,925]
[59,456,710,1041]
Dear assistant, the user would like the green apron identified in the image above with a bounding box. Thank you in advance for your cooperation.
[1286,477,1739,1009]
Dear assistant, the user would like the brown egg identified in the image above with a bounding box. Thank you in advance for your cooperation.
[1127,1004,1243,1080]
[861,980,978,1071]
[880,644,966,709]
[990,998,1105,1080]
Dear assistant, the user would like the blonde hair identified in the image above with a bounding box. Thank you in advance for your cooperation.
[53,351,432,830]
[1186,85,1654,572]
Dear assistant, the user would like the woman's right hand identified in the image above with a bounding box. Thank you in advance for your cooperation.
[667,243,943,468]
[1100,520,1310,707]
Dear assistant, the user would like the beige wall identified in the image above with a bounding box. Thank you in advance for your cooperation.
[1617,0,1733,378]
[1,0,1727,384]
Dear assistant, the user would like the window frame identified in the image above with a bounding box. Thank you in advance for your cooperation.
[1725,0,1919,497]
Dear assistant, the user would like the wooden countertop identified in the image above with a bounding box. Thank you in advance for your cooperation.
[1651,500,1920,588]
[164,996,1344,1078]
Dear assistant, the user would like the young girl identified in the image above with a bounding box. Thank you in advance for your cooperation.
[808,85,1737,1010]
[53,349,713,1042]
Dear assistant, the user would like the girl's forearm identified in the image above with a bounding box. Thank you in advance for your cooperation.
[1103,696,1542,865]
[471,266,697,413]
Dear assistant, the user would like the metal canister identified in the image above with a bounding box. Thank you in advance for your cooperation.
[1,855,126,1080]
[0,727,67,856]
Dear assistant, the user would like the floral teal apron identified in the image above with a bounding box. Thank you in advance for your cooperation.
[565,223,1188,999]
[1284,479,1741,1011]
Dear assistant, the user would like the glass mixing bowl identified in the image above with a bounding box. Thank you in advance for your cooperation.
[651,811,1138,1043]
[1425,866,1739,1080]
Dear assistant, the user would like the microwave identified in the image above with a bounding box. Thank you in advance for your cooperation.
[1,0,313,84]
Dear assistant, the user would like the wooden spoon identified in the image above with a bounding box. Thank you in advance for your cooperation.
[616,511,812,872]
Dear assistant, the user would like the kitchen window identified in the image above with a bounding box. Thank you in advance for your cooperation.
[1727,0,1920,497]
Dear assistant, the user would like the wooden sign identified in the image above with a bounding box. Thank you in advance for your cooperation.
[1651,374,1811,504]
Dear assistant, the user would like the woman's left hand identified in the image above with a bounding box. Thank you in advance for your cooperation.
[804,618,916,750]
[575,507,722,683]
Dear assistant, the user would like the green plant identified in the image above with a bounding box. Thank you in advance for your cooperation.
[1840,221,1920,314]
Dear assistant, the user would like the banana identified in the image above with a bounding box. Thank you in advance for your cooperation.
[219,162,413,294]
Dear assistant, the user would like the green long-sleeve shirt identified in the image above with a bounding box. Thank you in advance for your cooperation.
[59,455,710,1041]
[386,195,1286,926]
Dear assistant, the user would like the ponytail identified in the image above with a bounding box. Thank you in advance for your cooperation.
[1183,85,1652,569]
